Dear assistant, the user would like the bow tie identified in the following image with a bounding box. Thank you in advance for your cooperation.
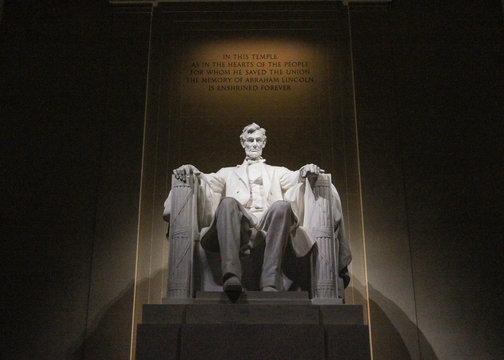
[245,157,266,165]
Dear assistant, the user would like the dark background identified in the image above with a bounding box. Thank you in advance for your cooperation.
[1,1,503,359]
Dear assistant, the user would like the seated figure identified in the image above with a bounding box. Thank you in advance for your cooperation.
[163,123,351,301]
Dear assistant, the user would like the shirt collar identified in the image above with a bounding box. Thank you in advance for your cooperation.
[245,156,265,164]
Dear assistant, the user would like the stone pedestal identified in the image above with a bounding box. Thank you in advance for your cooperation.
[137,292,370,360]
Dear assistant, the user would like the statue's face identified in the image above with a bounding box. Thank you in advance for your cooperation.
[242,130,266,160]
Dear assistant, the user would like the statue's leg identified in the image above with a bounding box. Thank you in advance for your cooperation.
[215,197,246,282]
[259,200,296,290]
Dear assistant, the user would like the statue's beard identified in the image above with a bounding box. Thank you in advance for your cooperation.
[245,149,263,160]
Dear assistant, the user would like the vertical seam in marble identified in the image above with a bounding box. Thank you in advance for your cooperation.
[391,6,423,359]
[130,5,155,360]
[81,7,110,360]
[347,5,374,360]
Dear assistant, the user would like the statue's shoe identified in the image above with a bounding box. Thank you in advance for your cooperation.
[223,276,242,302]
[261,286,279,292]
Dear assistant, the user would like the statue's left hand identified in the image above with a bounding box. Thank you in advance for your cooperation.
[300,163,324,178]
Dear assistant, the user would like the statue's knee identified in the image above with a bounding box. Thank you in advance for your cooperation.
[270,200,292,214]
[217,197,240,212]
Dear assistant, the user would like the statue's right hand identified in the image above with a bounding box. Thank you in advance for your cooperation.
[173,164,200,182]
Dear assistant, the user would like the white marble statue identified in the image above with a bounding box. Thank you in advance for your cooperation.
[163,123,351,301]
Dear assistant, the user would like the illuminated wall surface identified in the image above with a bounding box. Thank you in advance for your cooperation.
[176,38,328,169]
[1,1,503,360]
[171,37,349,174]
[181,40,320,114]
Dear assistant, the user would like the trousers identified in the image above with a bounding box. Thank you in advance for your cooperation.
[205,197,297,290]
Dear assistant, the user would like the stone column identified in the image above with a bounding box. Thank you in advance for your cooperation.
[166,174,198,299]
[304,174,340,301]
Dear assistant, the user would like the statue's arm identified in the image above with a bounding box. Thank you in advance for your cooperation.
[279,167,300,190]
[172,164,225,193]
[279,163,324,192]
[164,165,225,232]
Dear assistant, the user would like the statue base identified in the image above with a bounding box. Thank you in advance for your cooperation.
[137,292,370,360]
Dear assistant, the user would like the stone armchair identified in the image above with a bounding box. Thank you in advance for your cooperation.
[163,173,350,303]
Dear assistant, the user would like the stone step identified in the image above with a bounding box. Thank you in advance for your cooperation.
[186,304,319,324]
[137,324,325,360]
[194,290,311,304]
[180,324,325,360]
[163,291,345,305]
[142,303,364,325]
[140,296,368,360]
[144,304,318,324]
[136,323,371,360]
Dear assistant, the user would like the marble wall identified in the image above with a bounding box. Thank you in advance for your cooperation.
[351,2,504,359]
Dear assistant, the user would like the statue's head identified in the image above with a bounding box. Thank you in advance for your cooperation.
[240,123,267,160]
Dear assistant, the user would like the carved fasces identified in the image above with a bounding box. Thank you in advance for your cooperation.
[304,174,340,299]
[166,175,199,299]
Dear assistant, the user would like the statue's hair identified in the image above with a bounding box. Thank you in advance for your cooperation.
[240,123,267,143]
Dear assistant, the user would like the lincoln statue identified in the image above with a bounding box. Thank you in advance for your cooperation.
[164,123,351,300]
